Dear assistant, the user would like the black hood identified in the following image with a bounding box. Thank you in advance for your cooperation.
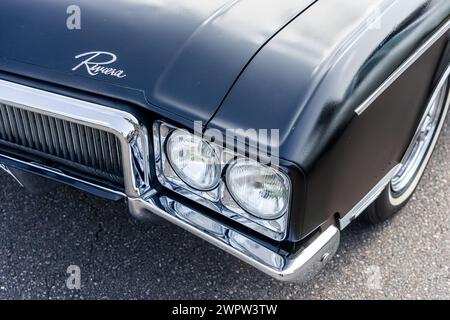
[0,0,316,122]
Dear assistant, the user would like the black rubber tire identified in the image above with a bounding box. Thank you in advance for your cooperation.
[363,187,408,224]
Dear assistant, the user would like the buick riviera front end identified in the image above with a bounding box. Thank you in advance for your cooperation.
[0,0,449,283]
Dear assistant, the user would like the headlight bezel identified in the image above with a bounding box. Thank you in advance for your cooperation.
[153,121,292,241]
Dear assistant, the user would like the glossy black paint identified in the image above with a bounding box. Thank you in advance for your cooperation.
[0,0,449,247]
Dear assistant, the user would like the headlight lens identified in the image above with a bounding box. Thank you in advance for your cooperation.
[226,159,290,219]
[166,129,221,190]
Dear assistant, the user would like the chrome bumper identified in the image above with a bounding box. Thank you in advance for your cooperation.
[2,155,340,282]
[128,191,340,283]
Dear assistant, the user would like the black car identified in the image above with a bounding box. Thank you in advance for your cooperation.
[0,0,449,282]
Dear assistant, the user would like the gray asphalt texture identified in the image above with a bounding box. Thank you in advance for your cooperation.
[0,121,449,300]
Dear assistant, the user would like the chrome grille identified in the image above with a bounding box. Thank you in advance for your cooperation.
[0,103,123,186]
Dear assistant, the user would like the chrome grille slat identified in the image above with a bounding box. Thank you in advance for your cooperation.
[34,113,46,153]
[84,126,94,167]
[0,105,7,140]
[6,105,18,143]
[55,119,68,161]
[100,131,110,173]
[41,114,53,154]
[0,103,124,186]
[13,107,26,145]
[28,111,40,150]
[19,109,33,148]
[92,129,102,170]
[48,117,60,158]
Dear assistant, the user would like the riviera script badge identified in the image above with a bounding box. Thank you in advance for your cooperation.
[72,51,127,79]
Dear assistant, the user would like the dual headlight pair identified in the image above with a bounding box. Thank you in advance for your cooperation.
[153,122,291,240]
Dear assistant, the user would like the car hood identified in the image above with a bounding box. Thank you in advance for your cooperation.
[0,0,316,123]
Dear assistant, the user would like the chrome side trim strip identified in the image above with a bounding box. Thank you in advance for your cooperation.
[339,164,402,229]
[355,20,450,115]
[128,194,340,283]
[0,80,151,198]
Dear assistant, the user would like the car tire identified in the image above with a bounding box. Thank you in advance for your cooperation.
[364,70,449,224]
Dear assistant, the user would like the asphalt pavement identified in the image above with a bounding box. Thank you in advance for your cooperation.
[0,120,449,300]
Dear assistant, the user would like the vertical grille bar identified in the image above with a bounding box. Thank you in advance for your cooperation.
[0,104,8,140]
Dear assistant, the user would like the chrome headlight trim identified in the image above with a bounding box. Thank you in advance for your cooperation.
[153,121,291,241]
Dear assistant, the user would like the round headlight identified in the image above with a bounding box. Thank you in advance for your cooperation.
[226,159,290,220]
[166,129,221,190]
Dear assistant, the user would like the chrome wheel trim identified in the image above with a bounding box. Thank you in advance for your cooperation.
[389,69,450,206]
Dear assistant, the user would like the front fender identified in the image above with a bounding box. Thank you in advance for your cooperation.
[207,0,450,240]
